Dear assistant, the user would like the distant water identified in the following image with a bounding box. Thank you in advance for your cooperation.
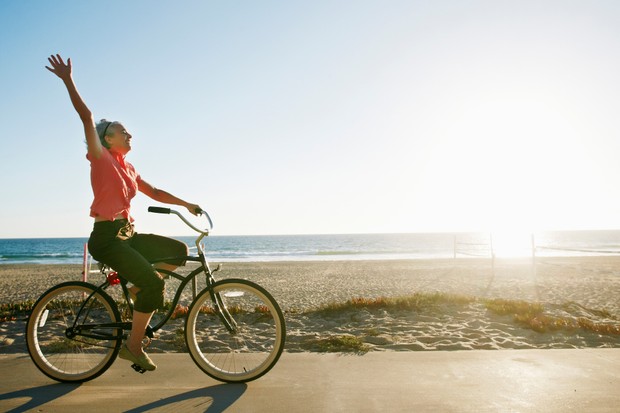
[1,231,620,265]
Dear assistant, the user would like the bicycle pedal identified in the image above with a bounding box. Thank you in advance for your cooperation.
[131,363,147,374]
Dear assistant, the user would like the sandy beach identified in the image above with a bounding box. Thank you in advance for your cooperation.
[1,257,619,353]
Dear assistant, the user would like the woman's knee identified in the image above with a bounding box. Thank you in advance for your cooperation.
[134,276,165,313]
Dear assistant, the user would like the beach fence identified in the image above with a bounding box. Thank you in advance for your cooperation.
[453,233,538,276]
[453,233,498,276]
[453,232,620,276]
[453,233,537,275]
[458,233,620,258]
[452,233,620,260]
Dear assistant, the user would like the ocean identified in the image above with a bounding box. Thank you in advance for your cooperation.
[1,231,620,265]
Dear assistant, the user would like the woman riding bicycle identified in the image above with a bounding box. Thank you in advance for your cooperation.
[45,54,201,372]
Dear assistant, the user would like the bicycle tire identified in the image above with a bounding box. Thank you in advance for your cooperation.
[185,278,286,382]
[26,281,122,382]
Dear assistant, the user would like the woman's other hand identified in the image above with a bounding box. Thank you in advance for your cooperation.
[186,203,203,216]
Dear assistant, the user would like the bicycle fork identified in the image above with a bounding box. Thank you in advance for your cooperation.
[201,261,238,334]
[210,290,238,333]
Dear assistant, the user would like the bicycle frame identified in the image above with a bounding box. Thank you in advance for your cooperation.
[69,207,237,344]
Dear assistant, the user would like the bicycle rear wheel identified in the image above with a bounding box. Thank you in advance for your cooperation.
[26,281,122,382]
[185,278,286,382]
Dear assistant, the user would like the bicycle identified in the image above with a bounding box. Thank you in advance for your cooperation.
[25,207,286,383]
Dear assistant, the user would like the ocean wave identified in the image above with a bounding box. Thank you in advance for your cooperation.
[316,250,362,256]
[1,253,82,260]
[0,252,84,265]
[3,232,620,265]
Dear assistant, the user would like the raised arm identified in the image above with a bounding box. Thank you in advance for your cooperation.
[46,54,103,158]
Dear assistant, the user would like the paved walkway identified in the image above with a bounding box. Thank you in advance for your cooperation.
[1,349,619,412]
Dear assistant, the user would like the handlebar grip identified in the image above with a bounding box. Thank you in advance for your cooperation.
[148,206,171,214]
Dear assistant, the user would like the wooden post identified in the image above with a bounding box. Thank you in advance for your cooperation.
[453,235,457,259]
[531,233,536,277]
[82,243,88,282]
[490,233,495,276]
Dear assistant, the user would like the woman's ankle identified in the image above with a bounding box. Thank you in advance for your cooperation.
[125,337,143,355]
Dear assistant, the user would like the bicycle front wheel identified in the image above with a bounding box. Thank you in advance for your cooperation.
[185,278,286,382]
[26,281,122,382]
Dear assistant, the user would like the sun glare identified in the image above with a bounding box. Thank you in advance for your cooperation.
[490,231,535,258]
[405,70,595,235]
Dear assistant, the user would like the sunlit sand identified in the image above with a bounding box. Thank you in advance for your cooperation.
[1,258,619,353]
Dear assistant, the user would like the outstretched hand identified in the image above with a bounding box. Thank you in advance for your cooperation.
[45,54,72,81]
[186,203,203,216]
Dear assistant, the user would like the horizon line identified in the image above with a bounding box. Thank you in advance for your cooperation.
[3,228,620,240]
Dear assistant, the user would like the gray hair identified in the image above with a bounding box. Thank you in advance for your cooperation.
[95,119,117,148]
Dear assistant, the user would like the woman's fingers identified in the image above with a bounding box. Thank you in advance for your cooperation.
[47,54,68,67]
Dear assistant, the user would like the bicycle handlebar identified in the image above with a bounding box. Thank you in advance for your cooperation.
[148,206,213,234]
[148,206,172,214]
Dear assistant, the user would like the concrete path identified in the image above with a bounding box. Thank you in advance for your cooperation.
[1,349,619,412]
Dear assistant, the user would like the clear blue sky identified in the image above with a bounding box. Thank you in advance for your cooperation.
[1,0,620,238]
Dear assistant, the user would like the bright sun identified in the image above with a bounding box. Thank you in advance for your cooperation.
[490,230,535,258]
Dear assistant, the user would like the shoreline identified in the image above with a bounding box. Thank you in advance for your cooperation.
[1,257,619,353]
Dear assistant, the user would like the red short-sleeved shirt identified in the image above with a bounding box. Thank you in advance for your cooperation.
[87,149,142,221]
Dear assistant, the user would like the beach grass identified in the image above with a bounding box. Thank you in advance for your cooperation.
[311,292,475,316]
[482,298,620,335]
[299,292,620,338]
[1,301,35,322]
[3,293,619,338]
[170,327,187,351]
[301,334,371,353]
